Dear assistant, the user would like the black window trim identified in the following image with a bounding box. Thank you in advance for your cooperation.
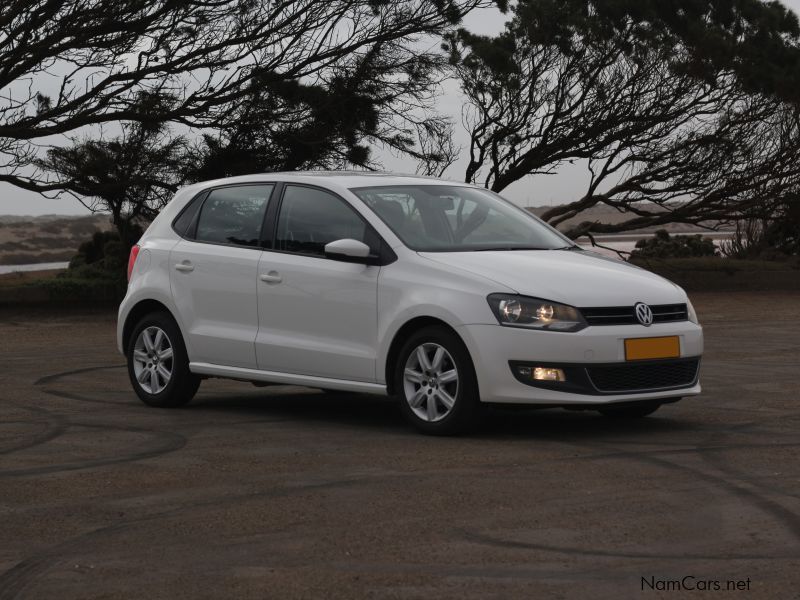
[171,189,207,238]
[266,181,396,266]
[171,182,278,251]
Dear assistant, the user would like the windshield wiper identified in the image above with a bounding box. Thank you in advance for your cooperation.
[552,245,582,251]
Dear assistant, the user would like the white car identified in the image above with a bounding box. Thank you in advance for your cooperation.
[118,172,702,434]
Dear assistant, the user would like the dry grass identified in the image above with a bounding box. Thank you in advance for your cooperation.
[0,214,112,265]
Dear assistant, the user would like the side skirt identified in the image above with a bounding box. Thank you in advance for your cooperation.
[189,362,388,396]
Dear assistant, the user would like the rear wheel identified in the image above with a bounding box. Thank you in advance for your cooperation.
[598,400,666,418]
[127,312,200,408]
[395,326,482,435]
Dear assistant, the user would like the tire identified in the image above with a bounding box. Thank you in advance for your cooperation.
[394,326,482,435]
[126,311,200,408]
[598,400,663,419]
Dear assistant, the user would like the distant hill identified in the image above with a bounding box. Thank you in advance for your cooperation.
[0,213,112,265]
[526,204,729,236]
[0,203,727,266]
[0,214,92,224]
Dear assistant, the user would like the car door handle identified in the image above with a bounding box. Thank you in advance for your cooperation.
[259,272,282,284]
[175,262,194,272]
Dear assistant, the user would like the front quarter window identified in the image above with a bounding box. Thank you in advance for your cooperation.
[275,185,380,257]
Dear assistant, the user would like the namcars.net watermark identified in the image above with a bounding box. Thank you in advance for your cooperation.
[642,576,752,592]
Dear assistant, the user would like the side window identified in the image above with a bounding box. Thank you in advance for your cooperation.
[195,185,273,247]
[275,185,377,256]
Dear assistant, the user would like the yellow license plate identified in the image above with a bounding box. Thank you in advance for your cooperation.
[624,336,680,361]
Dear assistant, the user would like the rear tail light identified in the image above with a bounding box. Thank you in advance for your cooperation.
[127,245,141,282]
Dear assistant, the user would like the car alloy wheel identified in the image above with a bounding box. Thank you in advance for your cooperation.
[132,326,174,395]
[403,342,459,423]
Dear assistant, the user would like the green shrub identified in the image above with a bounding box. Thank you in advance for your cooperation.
[630,230,718,259]
[66,228,140,282]
[629,256,800,272]
[68,219,101,237]
[70,230,118,267]
[766,200,800,257]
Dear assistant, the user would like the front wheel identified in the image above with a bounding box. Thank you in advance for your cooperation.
[127,312,200,408]
[395,326,482,435]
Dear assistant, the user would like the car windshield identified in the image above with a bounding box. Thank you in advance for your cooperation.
[350,185,573,252]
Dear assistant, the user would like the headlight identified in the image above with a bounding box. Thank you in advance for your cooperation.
[686,297,699,324]
[487,294,587,332]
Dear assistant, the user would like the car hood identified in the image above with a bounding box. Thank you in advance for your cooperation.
[418,249,685,306]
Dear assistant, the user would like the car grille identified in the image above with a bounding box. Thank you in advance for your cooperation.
[586,358,700,393]
[580,304,688,326]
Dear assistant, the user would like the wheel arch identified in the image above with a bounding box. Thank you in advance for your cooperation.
[122,299,177,352]
[384,316,471,396]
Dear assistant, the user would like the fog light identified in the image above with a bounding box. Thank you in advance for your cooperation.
[533,367,566,382]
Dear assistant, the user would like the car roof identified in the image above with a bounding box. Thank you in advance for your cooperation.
[188,171,478,191]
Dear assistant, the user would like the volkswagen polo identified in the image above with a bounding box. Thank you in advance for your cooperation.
[118,172,702,434]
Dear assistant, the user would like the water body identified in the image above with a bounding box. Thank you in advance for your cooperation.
[0,261,69,274]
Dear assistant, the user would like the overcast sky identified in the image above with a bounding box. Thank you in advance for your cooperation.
[3,1,800,215]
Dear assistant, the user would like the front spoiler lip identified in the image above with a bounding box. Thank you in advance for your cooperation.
[508,356,702,396]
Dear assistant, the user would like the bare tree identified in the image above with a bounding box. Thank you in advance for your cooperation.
[1,0,485,193]
[450,0,800,237]
[543,96,800,238]
[184,38,461,179]
[37,115,185,246]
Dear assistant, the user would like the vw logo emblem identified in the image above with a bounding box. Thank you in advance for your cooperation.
[634,302,654,326]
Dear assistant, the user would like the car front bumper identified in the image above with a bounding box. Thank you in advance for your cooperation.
[457,321,703,406]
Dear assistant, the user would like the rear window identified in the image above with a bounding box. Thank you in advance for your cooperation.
[194,185,273,247]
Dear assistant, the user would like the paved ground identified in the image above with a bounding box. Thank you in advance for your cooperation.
[1,292,799,599]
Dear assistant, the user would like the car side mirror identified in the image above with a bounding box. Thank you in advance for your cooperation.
[324,239,378,264]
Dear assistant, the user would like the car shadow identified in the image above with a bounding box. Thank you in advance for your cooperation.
[188,384,697,440]
[192,387,404,431]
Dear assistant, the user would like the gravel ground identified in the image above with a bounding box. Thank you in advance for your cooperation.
[1,292,799,599]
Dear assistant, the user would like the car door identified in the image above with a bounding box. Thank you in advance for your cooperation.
[255,184,381,382]
[170,184,274,369]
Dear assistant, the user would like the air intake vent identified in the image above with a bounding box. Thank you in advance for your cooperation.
[586,358,700,393]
